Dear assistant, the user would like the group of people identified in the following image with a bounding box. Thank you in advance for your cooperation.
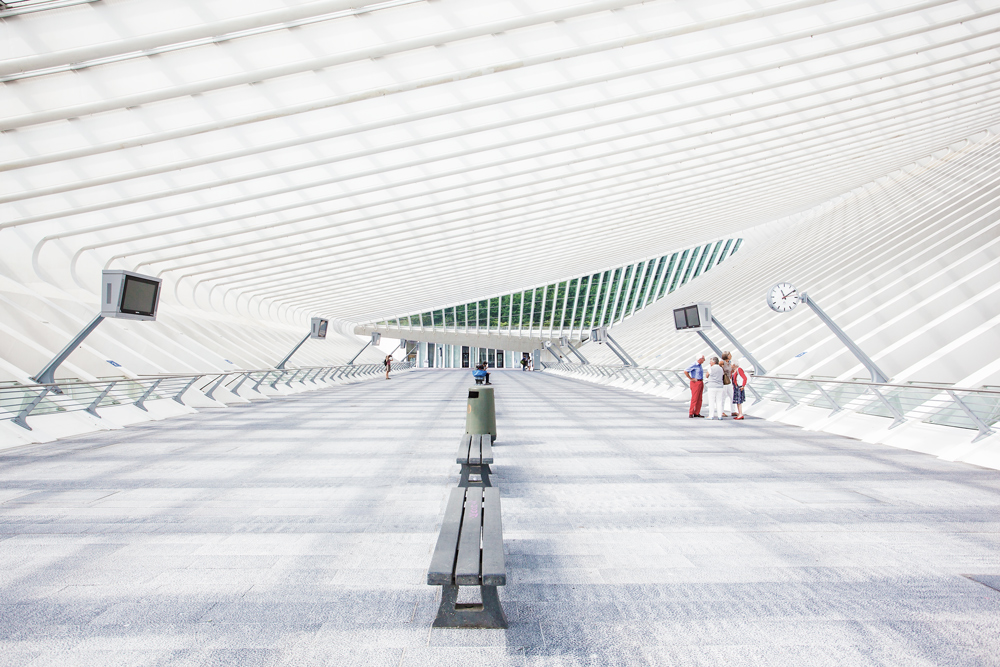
[684,351,749,420]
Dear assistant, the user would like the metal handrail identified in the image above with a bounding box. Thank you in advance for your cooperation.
[2,361,414,431]
[547,363,999,442]
[750,374,1000,395]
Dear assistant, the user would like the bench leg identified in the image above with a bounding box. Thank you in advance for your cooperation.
[432,584,508,629]
[458,464,492,487]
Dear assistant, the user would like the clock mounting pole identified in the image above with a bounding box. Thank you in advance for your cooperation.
[800,292,890,384]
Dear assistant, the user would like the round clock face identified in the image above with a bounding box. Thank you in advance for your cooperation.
[767,282,800,312]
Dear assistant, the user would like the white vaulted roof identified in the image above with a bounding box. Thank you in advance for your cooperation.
[4,0,1000,324]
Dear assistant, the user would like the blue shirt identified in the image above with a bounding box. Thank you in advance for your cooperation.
[685,363,704,381]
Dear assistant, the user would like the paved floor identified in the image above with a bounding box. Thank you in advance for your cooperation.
[1,370,999,666]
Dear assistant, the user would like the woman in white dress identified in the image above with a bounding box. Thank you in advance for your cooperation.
[705,356,727,420]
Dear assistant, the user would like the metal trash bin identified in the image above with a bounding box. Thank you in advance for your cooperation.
[466,386,496,443]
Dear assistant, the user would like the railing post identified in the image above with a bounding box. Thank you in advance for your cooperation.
[86,381,117,417]
[946,390,994,442]
[134,379,163,411]
[12,387,49,430]
[270,371,286,389]
[173,376,201,404]
[812,381,842,413]
[640,368,659,385]
[285,369,302,387]
[230,372,250,394]
[868,386,905,428]
[769,379,798,407]
[204,374,228,401]
[252,371,272,392]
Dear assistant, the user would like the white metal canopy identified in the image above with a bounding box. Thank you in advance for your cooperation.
[4,0,1000,325]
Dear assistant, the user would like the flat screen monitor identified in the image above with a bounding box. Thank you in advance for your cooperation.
[684,304,700,328]
[317,320,328,338]
[673,305,702,330]
[119,275,160,317]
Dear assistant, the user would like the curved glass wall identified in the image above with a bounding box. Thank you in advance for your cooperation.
[368,237,741,340]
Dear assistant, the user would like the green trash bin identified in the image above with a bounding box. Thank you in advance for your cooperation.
[466,386,496,443]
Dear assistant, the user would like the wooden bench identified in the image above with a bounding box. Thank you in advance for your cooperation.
[456,433,494,487]
[427,486,507,628]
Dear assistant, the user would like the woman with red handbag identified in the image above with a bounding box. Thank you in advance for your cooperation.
[731,359,749,420]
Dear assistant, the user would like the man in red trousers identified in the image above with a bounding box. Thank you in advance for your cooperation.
[685,355,706,418]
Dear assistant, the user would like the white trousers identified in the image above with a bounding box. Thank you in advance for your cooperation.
[707,387,726,419]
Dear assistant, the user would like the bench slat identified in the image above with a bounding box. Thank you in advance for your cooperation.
[455,487,484,585]
[481,487,506,586]
[455,434,473,464]
[469,434,482,466]
[480,434,493,464]
[427,488,467,585]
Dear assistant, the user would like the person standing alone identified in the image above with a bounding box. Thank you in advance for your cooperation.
[685,355,706,418]
[384,354,393,380]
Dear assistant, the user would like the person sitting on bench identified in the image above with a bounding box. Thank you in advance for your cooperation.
[472,364,490,385]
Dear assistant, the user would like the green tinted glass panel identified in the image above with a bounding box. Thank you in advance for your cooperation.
[570,277,586,328]
[532,288,544,326]
[582,275,600,327]
[658,254,677,298]
[703,241,723,272]
[645,257,665,305]
[542,284,557,326]
[489,297,499,328]
[550,282,566,328]
[669,250,689,292]
[680,247,701,286]
[612,266,632,321]
[731,238,743,254]
[562,279,577,328]
[692,244,711,279]
[717,239,732,264]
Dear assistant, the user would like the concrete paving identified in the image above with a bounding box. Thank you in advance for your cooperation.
[1,369,999,666]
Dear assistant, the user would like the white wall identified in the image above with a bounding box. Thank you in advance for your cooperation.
[584,128,1000,388]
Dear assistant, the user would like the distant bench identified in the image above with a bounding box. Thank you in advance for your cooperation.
[456,433,494,487]
[427,486,507,628]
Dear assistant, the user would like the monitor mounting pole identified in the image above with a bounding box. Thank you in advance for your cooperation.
[710,316,767,374]
[604,332,636,367]
[276,333,310,370]
[695,330,724,359]
[32,314,105,388]
[347,340,372,366]
[564,340,589,364]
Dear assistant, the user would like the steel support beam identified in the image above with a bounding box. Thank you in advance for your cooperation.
[710,316,767,374]
[31,314,105,390]
[801,292,889,384]
[276,332,310,370]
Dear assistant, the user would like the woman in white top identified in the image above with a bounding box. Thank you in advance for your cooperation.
[705,356,727,420]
